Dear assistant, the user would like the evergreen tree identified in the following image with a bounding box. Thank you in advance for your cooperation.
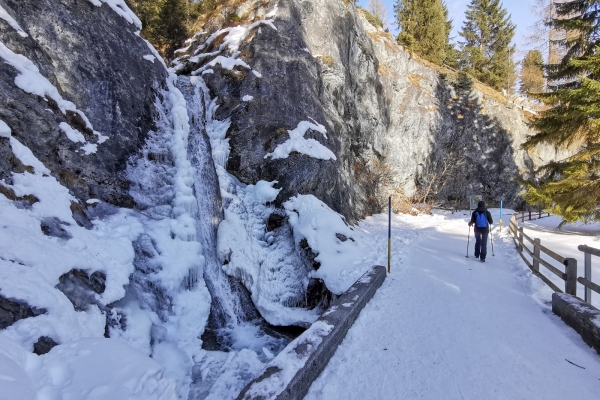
[457,0,516,91]
[442,2,459,68]
[523,1,600,223]
[126,0,207,60]
[520,50,545,94]
[394,0,449,65]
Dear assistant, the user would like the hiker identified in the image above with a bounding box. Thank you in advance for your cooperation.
[468,200,493,262]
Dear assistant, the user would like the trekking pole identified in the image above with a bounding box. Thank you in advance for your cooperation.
[466,224,471,258]
[490,224,495,257]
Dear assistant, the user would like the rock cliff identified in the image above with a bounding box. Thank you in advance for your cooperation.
[0,0,167,208]
[177,0,565,222]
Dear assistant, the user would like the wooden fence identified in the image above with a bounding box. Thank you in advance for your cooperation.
[509,215,577,296]
[577,245,600,304]
[510,215,600,305]
[512,210,551,223]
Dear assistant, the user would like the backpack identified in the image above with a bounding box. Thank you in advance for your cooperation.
[475,211,488,228]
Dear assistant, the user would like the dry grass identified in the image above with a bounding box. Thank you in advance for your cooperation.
[378,62,398,79]
[196,0,272,29]
[317,55,335,68]
[407,73,426,88]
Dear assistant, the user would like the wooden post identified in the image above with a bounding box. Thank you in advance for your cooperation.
[564,258,577,296]
[584,252,592,303]
[521,211,525,223]
[539,209,542,219]
[518,227,524,252]
[533,238,541,273]
[528,210,532,220]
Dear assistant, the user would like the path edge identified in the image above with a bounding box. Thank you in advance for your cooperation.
[236,265,387,400]
[552,293,600,355]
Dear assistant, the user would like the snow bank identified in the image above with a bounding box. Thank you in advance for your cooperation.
[0,335,178,400]
[0,5,28,37]
[87,0,142,30]
[265,119,336,161]
[0,65,211,398]
[284,195,372,294]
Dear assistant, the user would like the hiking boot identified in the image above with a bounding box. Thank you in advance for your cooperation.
[480,259,486,263]
[474,255,479,259]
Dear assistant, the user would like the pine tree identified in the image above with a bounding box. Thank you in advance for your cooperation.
[394,0,449,65]
[126,0,206,60]
[442,2,459,68]
[457,0,516,91]
[522,1,600,223]
[520,50,545,94]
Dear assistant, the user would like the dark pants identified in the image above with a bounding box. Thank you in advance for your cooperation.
[474,230,489,260]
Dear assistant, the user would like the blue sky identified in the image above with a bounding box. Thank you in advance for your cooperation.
[357,0,538,59]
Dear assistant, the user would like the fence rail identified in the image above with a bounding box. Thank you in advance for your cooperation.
[577,245,600,304]
[510,216,600,306]
[512,210,551,223]
[509,215,577,296]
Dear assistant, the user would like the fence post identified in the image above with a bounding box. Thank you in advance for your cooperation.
[528,210,532,220]
[521,211,525,223]
[584,252,592,304]
[518,227,524,252]
[564,258,577,296]
[539,210,541,219]
[533,238,540,273]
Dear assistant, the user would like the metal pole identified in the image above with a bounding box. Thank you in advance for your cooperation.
[499,201,503,232]
[388,196,391,274]
[585,252,592,303]
[466,224,471,258]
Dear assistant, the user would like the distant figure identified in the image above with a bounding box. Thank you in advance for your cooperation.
[468,200,493,262]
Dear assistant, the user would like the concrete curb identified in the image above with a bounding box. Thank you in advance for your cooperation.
[552,293,600,355]
[236,265,387,400]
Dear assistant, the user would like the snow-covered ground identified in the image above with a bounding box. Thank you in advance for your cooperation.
[306,209,600,399]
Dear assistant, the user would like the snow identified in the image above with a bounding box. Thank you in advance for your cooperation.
[0,59,210,400]
[0,43,93,129]
[143,55,156,63]
[242,95,253,102]
[243,320,334,398]
[305,209,600,399]
[87,0,142,30]
[182,19,277,76]
[0,335,178,400]
[0,42,107,152]
[0,5,28,37]
[265,120,336,161]
[284,195,369,294]
[252,70,262,78]
[59,122,86,143]
[0,120,49,174]
[265,5,279,19]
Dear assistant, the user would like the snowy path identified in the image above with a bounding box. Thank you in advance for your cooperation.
[305,211,600,399]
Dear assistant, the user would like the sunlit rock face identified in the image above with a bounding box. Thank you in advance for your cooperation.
[178,0,567,219]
